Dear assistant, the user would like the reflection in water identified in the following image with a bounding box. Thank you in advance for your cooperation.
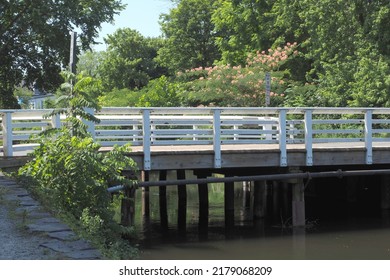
[134,175,390,260]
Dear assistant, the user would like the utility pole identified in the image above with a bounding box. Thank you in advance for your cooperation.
[69,31,77,74]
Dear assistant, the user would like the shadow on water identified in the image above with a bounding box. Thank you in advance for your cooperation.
[133,174,390,260]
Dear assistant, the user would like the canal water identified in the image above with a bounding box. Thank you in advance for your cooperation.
[134,172,390,260]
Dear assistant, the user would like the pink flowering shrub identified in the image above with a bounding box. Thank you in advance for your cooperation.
[179,43,298,107]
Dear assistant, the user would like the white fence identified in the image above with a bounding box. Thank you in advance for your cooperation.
[1,107,390,169]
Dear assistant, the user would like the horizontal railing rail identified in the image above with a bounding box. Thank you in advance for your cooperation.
[1,107,390,169]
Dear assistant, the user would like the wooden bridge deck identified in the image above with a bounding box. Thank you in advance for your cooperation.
[4,142,386,170]
[120,142,390,170]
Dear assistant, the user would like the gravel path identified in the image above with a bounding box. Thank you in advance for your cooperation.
[0,206,53,259]
[0,174,102,260]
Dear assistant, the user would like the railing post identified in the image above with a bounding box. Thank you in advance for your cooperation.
[365,109,373,165]
[143,109,151,170]
[51,113,61,129]
[279,109,287,167]
[83,107,95,140]
[213,109,222,168]
[304,109,313,166]
[2,112,13,157]
[193,125,199,141]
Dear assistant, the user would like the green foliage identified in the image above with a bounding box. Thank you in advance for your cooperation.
[136,76,184,107]
[283,84,323,107]
[99,28,167,91]
[0,0,125,108]
[99,88,143,107]
[157,0,221,73]
[77,51,104,78]
[348,48,390,107]
[18,71,139,259]
[48,71,102,136]
[212,0,275,66]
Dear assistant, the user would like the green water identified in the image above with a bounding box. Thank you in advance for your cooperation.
[133,172,390,260]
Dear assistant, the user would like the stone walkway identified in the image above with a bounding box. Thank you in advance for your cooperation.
[0,174,102,260]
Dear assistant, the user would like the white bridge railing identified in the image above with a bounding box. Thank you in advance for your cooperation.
[1,107,390,169]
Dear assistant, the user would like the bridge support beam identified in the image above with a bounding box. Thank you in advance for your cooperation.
[177,170,187,230]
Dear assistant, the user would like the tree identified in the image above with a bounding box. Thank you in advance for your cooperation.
[136,76,183,107]
[19,71,138,259]
[157,0,221,73]
[0,0,124,108]
[212,0,276,66]
[99,28,167,90]
[77,51,104,78]
[295,0,390,107]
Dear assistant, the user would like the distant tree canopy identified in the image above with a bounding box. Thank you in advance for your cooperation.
[0,0,124,108]
[98,28,168,91]
[157,0,221,73]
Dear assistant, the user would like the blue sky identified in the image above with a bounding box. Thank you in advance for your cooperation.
[94,0,174,51]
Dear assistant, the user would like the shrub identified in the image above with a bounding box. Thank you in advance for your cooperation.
[18,71,138,259]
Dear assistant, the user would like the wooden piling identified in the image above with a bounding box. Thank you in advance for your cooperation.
[225,181,235,228]
[159,170,168,229]
[242,181,251,208]
[292,178,305,227]
[281,181,290,219]
[197,172,209,228]
[253,180,267,219]
[177,169,187,230]
[272,181,281,223]
[141,171,150,218]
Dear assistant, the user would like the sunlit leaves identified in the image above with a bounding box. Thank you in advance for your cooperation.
[0,0,125,108]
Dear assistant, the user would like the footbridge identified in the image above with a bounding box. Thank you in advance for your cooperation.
[1,107,390,170]
[3,107,390,228]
